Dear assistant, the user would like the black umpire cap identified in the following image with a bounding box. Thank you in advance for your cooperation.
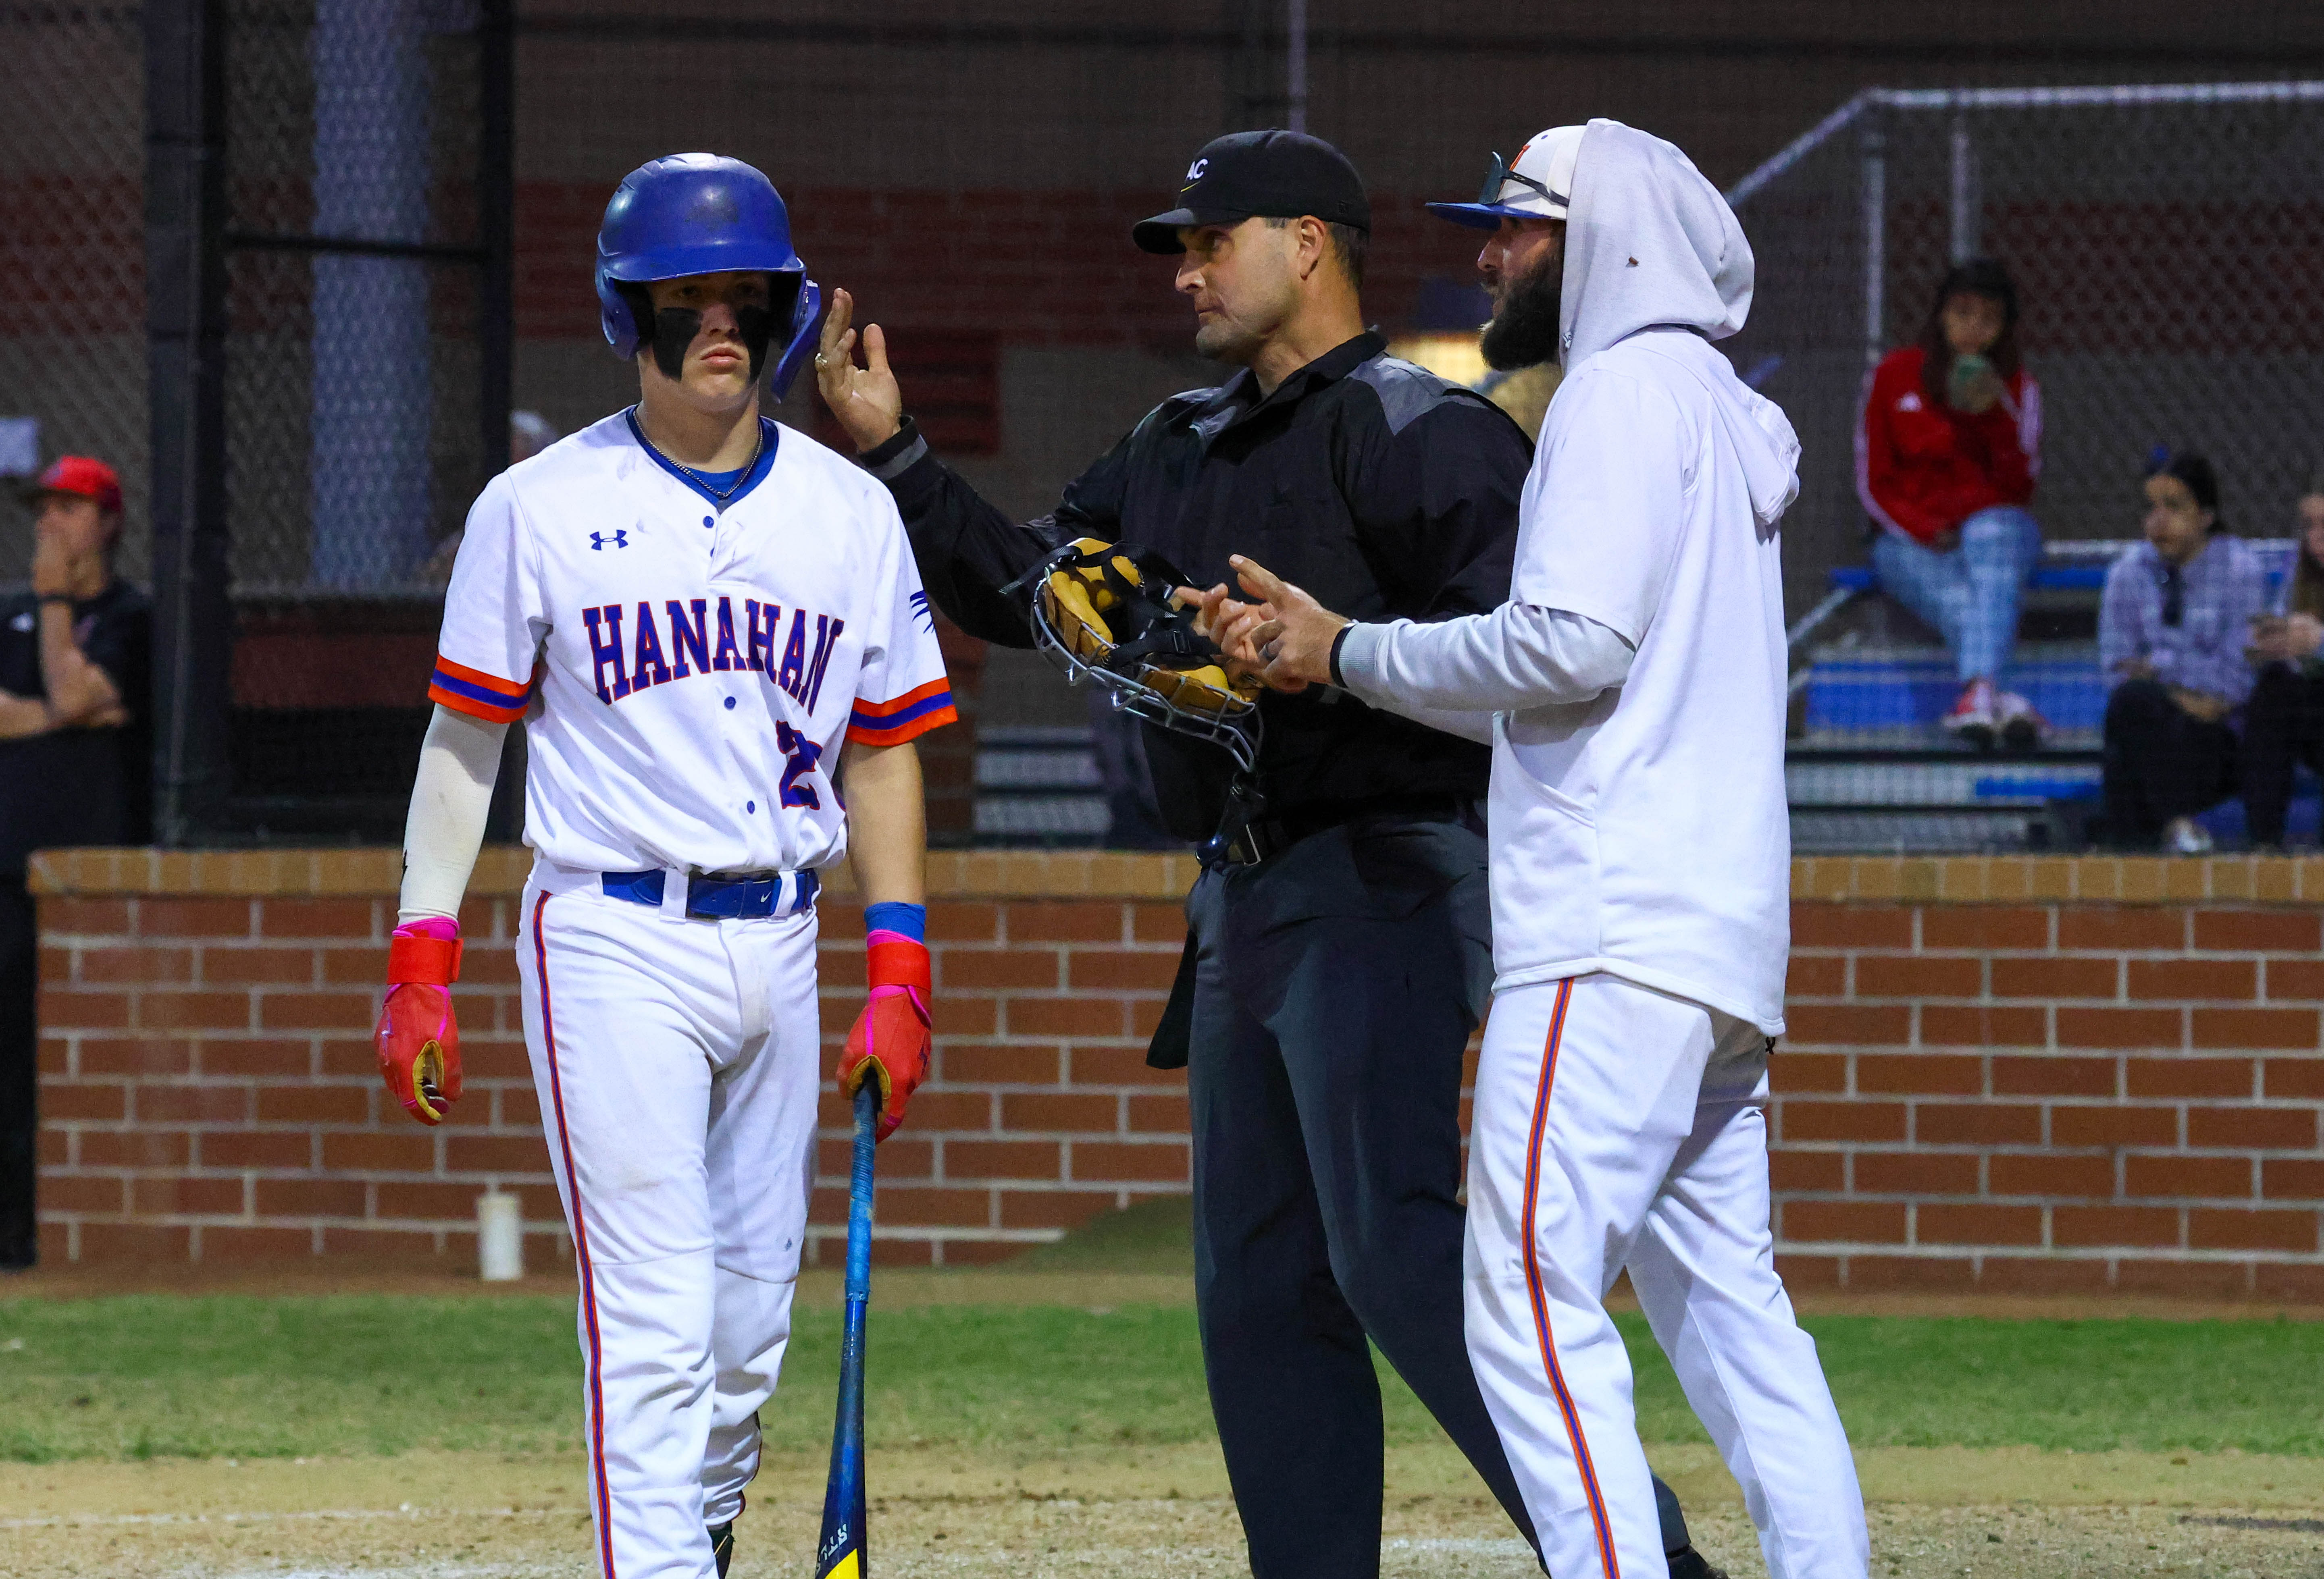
[1132,129,1371,255]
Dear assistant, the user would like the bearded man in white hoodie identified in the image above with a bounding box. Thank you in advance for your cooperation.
[1203,122,1870,1579]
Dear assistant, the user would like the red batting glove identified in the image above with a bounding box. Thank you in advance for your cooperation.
[837,929,932,1142]
[375,918,464,1125]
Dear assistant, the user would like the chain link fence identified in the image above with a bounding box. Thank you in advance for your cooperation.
[204,0,508,839]
[223,0,492,596]
[1744,85,2324,851]
[10,2,2321,848]
[0,6,148,582]
[1731,83,2324,621]
[4,3,508,840]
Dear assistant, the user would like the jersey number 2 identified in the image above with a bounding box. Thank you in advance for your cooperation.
[775,723,824,810]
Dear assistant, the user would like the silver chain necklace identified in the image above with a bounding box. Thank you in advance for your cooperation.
[646,415,763,505]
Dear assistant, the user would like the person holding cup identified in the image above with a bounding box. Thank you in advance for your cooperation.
[1856,258,2046,750]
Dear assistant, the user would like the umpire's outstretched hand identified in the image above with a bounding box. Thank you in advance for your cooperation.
[814,287,905,453]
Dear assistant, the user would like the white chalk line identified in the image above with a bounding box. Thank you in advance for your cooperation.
[0,1506,572,1531]
[212,1567,576,1579]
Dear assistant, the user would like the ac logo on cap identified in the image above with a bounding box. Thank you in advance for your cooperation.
[1184,157,1209,183]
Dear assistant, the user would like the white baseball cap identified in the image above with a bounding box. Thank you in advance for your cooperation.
[1426,125,1584,229]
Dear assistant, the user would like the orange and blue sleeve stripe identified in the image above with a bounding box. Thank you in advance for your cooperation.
[429,655,535,723]
[847,677,957,746]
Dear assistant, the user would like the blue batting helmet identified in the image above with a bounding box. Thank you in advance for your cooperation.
[595,153,824,398]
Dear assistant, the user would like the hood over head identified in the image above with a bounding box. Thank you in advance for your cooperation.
[1560,120,1753,367]
[1560,120,1795,526]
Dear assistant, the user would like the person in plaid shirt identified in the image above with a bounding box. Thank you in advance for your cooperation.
[2097,452,2271,852]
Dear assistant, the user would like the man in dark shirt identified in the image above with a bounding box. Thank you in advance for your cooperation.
[816,132,1717,1579]
[0,456,152,1268]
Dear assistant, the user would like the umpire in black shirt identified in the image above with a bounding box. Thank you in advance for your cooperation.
[816,132,1713,1579]
[0,456,153,1269]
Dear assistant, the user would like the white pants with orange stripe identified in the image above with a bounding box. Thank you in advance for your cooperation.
[1466,972,1869,1579]
[518,866,824,1579]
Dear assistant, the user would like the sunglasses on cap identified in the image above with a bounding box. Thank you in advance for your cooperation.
[1476,151,1566,211]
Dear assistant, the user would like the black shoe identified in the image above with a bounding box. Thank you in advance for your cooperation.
[709,1521,734,1579]
[1667,1546,1729,1579]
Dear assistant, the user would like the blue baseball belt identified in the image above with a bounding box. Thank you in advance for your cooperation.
[600,867,820,919]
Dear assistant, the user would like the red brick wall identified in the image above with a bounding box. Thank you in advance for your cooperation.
[32,852,1198,1270]
[32,852,2324,1297]
[1777,900,2324,1301]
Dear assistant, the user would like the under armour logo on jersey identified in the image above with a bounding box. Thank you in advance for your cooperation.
[590,530,630,551]
[1897,392,1924,412]
[6,611,30,633]
[910,590,934,632]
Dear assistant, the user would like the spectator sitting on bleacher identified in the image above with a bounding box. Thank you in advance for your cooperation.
[2098,453,2270,854]
[1856,257,2044,750]
[2239,463,2324,849]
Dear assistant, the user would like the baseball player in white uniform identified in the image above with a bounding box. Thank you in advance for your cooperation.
[1207,122,1868,1579]
[372,154,955,1579]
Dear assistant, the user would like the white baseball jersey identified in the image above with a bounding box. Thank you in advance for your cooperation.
[429,409,957,875]
[430,405,954,1579]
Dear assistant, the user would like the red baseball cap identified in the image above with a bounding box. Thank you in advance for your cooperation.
[33,455,123,514]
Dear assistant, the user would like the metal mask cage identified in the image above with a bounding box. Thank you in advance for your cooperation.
[1021,559,1264,776]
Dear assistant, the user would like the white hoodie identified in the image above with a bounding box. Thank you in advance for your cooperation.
[1339,119,1800,1031]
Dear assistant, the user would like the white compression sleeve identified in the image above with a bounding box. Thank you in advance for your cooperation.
[399,704,508,924]
[1336,604,1636,716]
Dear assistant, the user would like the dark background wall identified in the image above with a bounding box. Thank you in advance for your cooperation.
[7,2,2324,591]
[498,1,2324,537]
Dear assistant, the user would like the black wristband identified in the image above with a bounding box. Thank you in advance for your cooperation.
[1328,623,1353,690]
[856,415,926,482]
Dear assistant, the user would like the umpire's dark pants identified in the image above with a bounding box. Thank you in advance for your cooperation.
[1184,810,1688,1577]
[0,875,37,1267]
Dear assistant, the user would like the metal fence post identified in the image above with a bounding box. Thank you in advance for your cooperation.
[145,0,233,846]
[1286,0,1307,133]
[479,0,514,483]
[1860,104,1887,372]
[478,0,522,844]
[1949,106,1979,263]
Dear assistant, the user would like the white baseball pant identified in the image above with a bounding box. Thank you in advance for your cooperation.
[1466,972,1869,1579]
[518,862,824,1579]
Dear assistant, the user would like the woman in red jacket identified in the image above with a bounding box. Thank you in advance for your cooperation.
[1856,258,2045,749]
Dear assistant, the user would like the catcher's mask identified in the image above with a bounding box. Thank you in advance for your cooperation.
[1011,538,1262,772]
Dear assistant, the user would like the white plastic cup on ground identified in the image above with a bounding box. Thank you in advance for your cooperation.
[477,1192,524,1282]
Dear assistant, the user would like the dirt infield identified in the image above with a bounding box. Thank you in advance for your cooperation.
[6,1442,2321,1579]
[10,1236,2322,1575]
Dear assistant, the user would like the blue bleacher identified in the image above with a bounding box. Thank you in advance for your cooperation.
[1805,539,2297,743]
[1825,538,2295,602]
[1803,649,2106,739]
[1826,563,2108,594]
[1794,539,2316,842]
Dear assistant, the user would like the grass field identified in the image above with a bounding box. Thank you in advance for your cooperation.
[5,1292,2323,1464]
[7,1203,2324,1577]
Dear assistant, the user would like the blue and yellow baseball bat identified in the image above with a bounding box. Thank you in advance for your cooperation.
[815,1080,878,1579]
